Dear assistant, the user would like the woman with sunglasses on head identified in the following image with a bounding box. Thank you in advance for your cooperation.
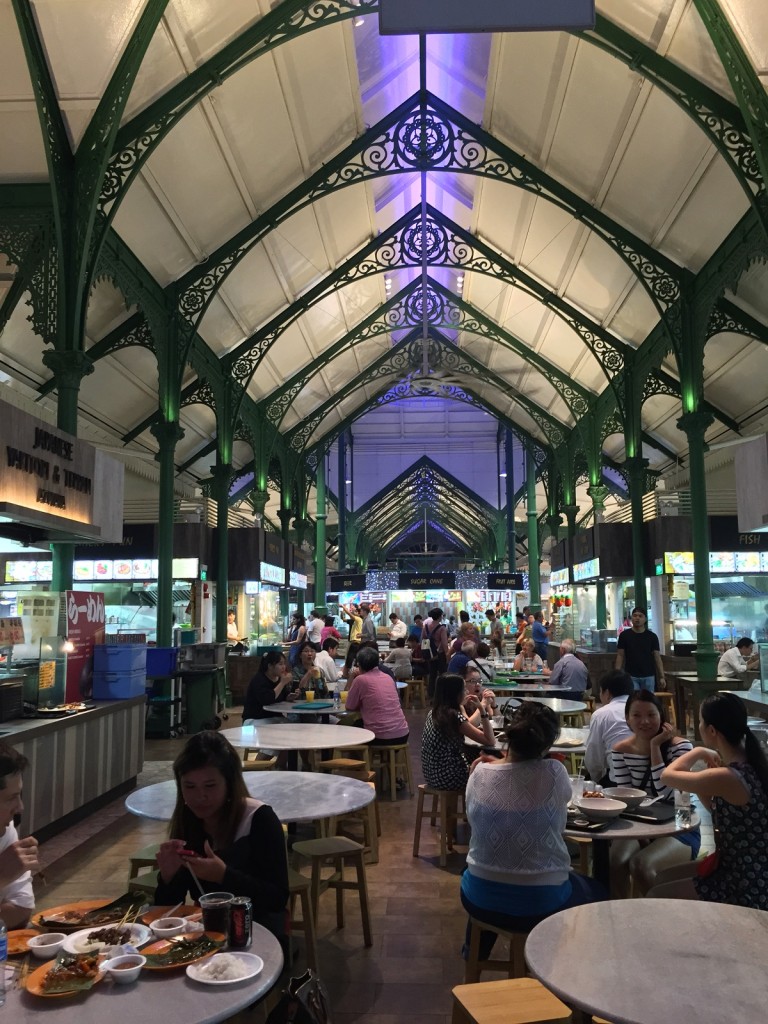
[648,692,768,908]
[608,689,700,897]
[460,701,604,962]
[155,731,289,945]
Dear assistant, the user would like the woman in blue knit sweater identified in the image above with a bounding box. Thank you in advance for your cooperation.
[460,701,605,958]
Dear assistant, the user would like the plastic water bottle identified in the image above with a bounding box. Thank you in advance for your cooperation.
[675,791,692,830]
[0,915,6,1005]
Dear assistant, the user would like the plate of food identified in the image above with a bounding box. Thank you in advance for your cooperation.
[553,737,583,747]
[62,923,152,955]
[142,906,202,926]
[34,894,149,932]
[141,931,225,970]
[8,928,39,955]
[186,951,264,986]
[25,952,103,998]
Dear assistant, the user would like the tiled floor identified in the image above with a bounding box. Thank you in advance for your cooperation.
[32,705,713,1023]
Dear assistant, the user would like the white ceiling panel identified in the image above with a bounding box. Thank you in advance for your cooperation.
[561,235,639,324]
[121,17,188,123]
[606,280,663,346]
[196,294,246,355]
[168,0,263,66]
[112,174,199,284]
[0,110,47,179]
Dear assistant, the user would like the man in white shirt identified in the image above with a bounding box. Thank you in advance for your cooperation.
[306,609,324,650]
[584,671,634,785]
[547,639,589,695]
[0,742,39,927]
[718,637,758,680]
[315,637,342,685]
[388,612,407,645]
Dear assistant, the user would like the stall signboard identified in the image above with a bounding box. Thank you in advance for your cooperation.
[263,533,284,567]
[0,617,24,644]
[664,552,695,574]
[289,571,308,589]
[735,551,761,572]
[64,590,105,702]
[245,581,259,595]
[573,557,600,582]
[260,562,285,585]
[550,568,570,586]
[379,0,595,34]
[4,559,53,583]
[328,573,367,592]
[0,398,123,541]
[398,572,456,589]
[16,594,59,643]
[487,573,525,589]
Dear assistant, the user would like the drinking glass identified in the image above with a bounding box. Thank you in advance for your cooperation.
[199,892,233,936]
[305,690,315,702]
[340,690,349,705]
[569,775,585,803]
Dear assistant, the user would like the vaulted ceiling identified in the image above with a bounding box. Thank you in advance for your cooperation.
[1,0,768,555]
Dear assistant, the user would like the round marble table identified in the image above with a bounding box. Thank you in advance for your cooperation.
[220,722,375,750]
[126,771,376,823]
[518,697,587,715]
[551,726,589,753]
[525,899,768,1024]
[11,923,283,1024]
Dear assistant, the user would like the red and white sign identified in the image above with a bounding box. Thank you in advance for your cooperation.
[65,591,105,701]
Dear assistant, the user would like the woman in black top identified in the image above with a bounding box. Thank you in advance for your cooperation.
[155,731,288,946]
[242,650,293,721]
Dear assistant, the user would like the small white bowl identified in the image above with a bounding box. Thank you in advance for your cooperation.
[606,787,646,811]
[575,796,627,821]
[150,916,187,938]
[27,933,67,959]
[101,953,146,983]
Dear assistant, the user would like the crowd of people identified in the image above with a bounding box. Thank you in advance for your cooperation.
[7,601,767,969]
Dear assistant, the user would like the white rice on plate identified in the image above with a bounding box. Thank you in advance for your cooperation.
[199,954,249,981]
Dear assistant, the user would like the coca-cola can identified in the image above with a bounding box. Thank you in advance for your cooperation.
[229,896,252,948]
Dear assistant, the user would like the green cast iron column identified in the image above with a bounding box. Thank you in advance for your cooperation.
[211,462,232,644]
[624,455,650,611]
[151,420,184,647]
[42,351,94,592]
[595,581,607,630]
[677,409,718,679]
[526,448,541,612]
[315,457,327,613]
[505,429,517,569]
[277,508,293,543]
[337,432,347,570]
[562,505,580,540]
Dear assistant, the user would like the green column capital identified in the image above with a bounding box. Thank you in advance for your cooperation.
[277,508,293,541]
[546,514,561,542]
[562,504,580,537]
[586,483,610,514]
[41,349,94,388]
[251,488,269,516]
[150,419,185,452]
[676,409,715,439]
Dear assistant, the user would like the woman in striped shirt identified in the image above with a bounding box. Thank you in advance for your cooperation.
[609,689,700,896]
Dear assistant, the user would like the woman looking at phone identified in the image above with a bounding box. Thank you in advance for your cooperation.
[648,692,768,909]
[155,731,288,943]
[609,689,700,897]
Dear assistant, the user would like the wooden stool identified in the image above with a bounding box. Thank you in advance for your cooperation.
[413,784,466,867]
[371,742,414,800]
[451,978,572,1024]
[242,749,278,771]
[127,842,160,885]
[128,869,158,897]
[287,866,318,972]
[561,712,584,728]
[405,677,427,709]
[465,917,530,983]
[291,836,372,947]
[331,779,380,864]
[655,691,677,730]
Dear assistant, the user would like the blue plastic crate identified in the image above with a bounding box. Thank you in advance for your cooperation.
[93,669,147,700]
[93,644,147,674]
[146,647,178,677]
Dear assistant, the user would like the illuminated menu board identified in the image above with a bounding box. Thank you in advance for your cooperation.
[289,571,308,589]
[550,568,570,586]
[664,552,694,574]
[709,552,736,573]
[260,562,286,585]
[4,560,53,583]
[7,556,199,583]
[573,558,600,582]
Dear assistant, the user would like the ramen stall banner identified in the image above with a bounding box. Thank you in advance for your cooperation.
[65,591,105,701]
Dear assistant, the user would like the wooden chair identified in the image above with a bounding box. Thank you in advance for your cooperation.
[465,917,531,983]
[291,836,372,947]
[404,676,428,709]
[287,866,318,972]
[371,741,414,800]
[413,784,467,867]
[451,978,572,1024]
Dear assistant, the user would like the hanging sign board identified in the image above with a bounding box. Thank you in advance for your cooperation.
[328,573,368,592]
[398,573,456,589]
[0,617,25,645]
[0,398,123,541]
[487,573,525,589]
[380,0,595,34]
[64,591,105,702]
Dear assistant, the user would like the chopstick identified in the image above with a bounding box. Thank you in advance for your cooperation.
[15,956,31,991]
